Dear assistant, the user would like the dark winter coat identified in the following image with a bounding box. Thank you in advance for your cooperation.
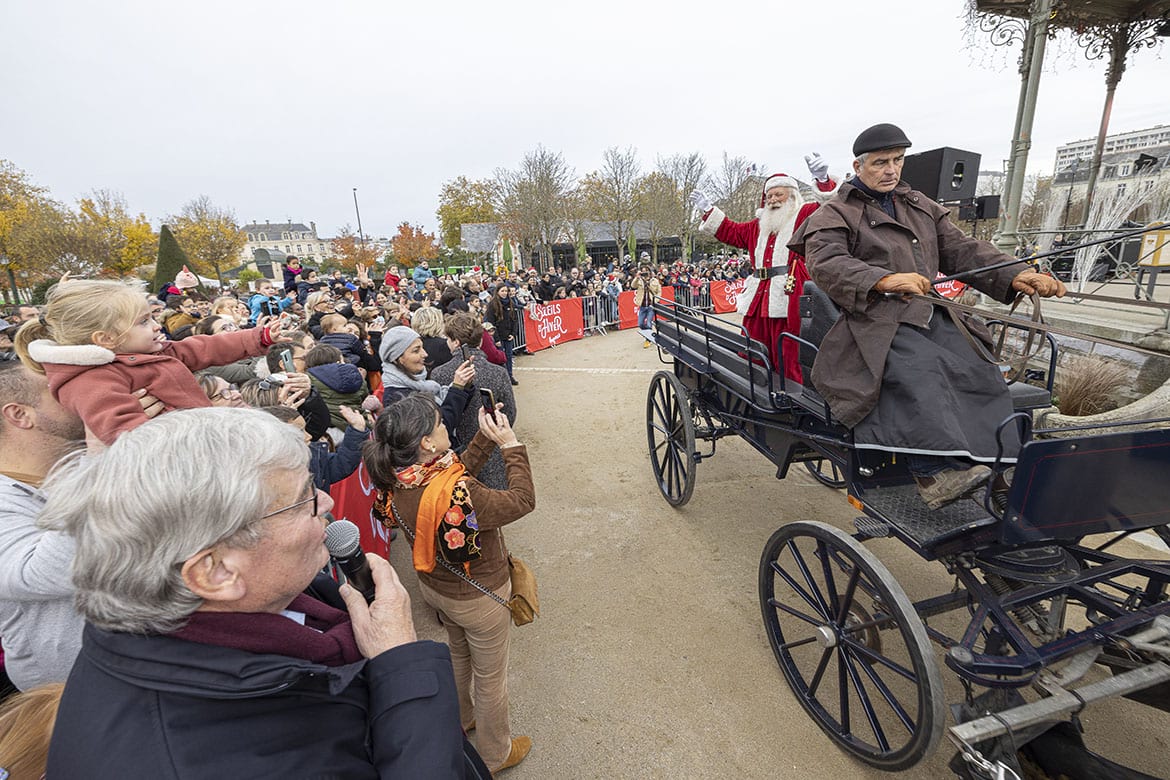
[430,350,516,489]
[307,362,366,429]
[310,424,366,491]
[47,622,472,779]
[788,180,1024,427]
[422,335,452,375]
[321,331,374,369]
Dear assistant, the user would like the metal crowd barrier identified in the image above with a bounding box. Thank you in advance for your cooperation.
[581,296,608,336]
[672,283,712,311]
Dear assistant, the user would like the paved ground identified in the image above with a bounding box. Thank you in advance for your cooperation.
[387,325,1170,779]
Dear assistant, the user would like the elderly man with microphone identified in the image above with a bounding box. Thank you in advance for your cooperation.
[43,407,488,778]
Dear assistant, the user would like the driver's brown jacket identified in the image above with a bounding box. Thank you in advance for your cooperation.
[788,181,1024,427]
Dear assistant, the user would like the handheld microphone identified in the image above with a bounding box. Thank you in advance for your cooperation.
[324,520,375,603]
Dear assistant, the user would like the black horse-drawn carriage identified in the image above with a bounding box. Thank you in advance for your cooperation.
[645,288,1170,778]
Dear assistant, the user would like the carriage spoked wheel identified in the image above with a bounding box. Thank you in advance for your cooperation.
[804,458,846,489]
[646,371,697,507]
[759,522,943,771]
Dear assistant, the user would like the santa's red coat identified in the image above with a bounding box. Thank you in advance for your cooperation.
[700,202,820,382]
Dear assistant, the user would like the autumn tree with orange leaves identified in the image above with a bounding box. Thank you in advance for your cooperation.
[331,224,382,269]
[389,222,439,268]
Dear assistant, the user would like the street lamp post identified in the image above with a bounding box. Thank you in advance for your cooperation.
[352,188,367,255]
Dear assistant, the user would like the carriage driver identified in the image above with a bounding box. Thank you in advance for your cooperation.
[788,123,1066,511]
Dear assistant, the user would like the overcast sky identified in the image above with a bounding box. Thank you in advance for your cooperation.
[3,0,1167,240]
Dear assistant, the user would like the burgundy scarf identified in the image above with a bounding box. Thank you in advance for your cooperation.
[171,594,363,666]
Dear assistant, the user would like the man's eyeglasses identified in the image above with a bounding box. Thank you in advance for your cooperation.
[260,488,319,520]
[210,383,239,401]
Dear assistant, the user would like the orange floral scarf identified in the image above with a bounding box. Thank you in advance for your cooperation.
[387,450,480,574]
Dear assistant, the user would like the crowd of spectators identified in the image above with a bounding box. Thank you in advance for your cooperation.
[0,255,553,776]
[0,248,753,775]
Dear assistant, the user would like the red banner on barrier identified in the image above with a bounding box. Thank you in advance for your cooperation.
[329,461,392,559]
[617,286,676,329]
[934,273,969,300]
[523,298,585,352]
[709,279,748,313]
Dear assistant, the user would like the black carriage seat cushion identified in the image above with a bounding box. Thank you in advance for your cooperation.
[1007,381,1051,411]
[799,282,841,391]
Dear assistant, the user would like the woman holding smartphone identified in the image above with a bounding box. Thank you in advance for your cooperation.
[364,393,535,775]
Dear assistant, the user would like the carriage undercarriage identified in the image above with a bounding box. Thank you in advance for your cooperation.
[646,298,1170,778]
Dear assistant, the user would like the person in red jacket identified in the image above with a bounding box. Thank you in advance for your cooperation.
[15,280,285,444]
[689,155,838,382]
[383,263,402,292]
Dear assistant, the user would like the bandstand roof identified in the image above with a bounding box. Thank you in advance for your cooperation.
[976,0,1170,26]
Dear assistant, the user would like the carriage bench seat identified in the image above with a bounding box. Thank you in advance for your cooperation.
[1007,380,1052,410]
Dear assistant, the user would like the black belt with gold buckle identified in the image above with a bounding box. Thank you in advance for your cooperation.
[755,266,788,280]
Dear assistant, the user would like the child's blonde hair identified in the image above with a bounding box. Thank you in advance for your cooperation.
[0,682,65,780]
[210,296,240,318]
[319,313,347,334]
[14,280,148,373]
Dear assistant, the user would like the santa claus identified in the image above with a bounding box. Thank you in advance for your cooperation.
[689,155,838,381]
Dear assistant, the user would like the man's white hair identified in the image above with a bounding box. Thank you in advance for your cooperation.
[39,407,308,635]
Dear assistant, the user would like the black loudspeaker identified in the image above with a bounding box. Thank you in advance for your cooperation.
[958,195,1000,221]
[901,147,980,202]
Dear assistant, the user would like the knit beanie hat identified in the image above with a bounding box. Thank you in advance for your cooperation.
[379,325,422,365]
[175,265,199,290]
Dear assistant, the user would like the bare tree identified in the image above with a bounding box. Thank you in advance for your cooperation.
[582,146,642,260]
[704,152,762,222]
[634,172,677,262]
[656,152,708,260]
[493,146,574,268]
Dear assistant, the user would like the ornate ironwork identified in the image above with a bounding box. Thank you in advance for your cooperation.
[978,11,1028,48]
[1074,18,1165,64]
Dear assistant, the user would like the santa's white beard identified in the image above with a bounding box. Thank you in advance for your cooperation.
[758,197,800,238]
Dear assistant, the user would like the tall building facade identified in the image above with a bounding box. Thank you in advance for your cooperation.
[1052,125,1170,206]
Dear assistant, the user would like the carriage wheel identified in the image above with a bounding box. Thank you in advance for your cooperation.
[645,371,696,507]
[759,522,943,771]
[804,458,846,489]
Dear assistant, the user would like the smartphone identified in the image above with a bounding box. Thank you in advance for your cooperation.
[280,349,295,374]
[479,388,497,422]
[460,344,471,362]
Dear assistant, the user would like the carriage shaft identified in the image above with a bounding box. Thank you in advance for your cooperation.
[948,660,1170,747]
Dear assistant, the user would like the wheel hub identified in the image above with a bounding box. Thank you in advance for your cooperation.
[815,625,838,648]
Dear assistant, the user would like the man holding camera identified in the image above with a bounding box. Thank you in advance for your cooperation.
[630,266,661,349]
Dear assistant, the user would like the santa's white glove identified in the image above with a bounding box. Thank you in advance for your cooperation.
[688,190,714,213]
[804,153,830,183]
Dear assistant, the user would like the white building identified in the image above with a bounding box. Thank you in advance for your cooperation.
[1054,125,1170,175]
[239,221,334,266]
[1052,125,1170,208]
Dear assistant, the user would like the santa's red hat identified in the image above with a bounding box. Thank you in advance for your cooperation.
[760,173,799,207]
